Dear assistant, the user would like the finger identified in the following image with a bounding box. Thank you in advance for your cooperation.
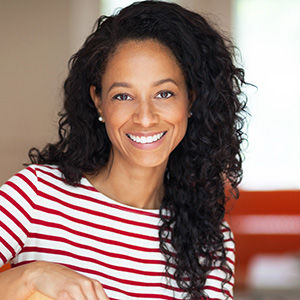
[80,279,99,300]
[56,290,74,300]
[93,280,110,300]
[58,284,87,300]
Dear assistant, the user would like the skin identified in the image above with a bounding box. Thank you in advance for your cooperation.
[0,261,109,300]
[89,39,191,209]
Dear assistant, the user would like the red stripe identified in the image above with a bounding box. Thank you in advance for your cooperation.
[26,232,175,267]
[0,252,6,264]
[35,166,96,191]
[225,247,235,253]
[210,266,235,279]
[20,242,233,285]
[225,256,234,265]
[14,260,184,294]
[31,199,160,242]
[206,274,234,287]
[0,220,24,250]
[17,246,233,288]
[31,219,161,252]
[25,166,38,178]
[36,171,161,218]
[37,189,160,230]
[0,235,16,257]
[224,238,234,243]
[108,297,211,300]
[15,173,38,194]
[65,263,184,295]
[22,246,169,277]
[2,183,35,218]
[3,165,234,298]
[27,167,233,254]
[102,283,182,300]
[36,166,172,220]
[0,191,30,234]
[13,260,233,299]
[204,285,233,298]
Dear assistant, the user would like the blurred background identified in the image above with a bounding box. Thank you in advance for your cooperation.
[0,0,299,298]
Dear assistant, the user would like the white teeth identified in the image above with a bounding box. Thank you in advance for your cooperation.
[128,132,165,144]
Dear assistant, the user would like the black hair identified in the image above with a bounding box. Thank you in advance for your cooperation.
[28,1,247,298]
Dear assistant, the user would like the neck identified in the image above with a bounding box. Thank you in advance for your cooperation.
[87,155,167,210]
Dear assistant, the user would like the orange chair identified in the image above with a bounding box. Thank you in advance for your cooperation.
[228,190,300,289]
[0,263,10,272]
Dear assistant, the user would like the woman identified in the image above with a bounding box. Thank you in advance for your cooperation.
[0,1,247,299]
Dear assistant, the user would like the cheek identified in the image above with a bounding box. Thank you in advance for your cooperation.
[103,105,130,142]
[167,105,189,143]
[169,101,189,127]
[176,115,188,139]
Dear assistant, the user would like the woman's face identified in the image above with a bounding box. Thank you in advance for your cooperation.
[90,39,190,168]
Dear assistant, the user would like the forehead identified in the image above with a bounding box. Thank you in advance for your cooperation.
[101,39,185,86]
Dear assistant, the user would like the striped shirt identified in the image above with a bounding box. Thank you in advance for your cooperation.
[0,164,235,299]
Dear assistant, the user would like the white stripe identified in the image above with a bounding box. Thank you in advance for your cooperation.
[23,238,174,274]
[37,173,161,225]
[28,223,166,263]
[36,189,161,238]
[0,209,28,246]
[15,252,182,298]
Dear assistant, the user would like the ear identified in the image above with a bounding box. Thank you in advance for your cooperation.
[90,85,102,115]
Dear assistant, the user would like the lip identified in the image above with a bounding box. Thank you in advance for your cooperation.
[126,131,167,150]
[126,131,166,138]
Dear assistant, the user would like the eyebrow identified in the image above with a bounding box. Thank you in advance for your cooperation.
[107,78,178,93]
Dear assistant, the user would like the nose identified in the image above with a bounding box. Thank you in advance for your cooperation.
[132,99,159,127]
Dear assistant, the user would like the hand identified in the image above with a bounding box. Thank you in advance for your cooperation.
[28,261,109,300]
[27,291,53,300]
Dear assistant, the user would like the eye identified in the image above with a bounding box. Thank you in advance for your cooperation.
[112,93,133,101]
[156,90,174,99]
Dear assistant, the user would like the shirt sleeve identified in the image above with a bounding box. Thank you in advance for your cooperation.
[202,221,235,299]
[0,165,38,266]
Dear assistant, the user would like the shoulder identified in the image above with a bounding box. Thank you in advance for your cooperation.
[0,164,63,193]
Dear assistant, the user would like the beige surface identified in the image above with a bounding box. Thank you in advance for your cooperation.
[0,0,100,185]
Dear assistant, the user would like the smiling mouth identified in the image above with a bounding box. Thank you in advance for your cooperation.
[126,131,167,144]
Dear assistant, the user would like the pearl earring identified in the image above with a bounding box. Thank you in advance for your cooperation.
[98,116,104,122]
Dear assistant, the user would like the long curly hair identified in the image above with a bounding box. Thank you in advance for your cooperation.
[28,1,247,298]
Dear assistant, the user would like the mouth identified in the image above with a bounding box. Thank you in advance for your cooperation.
[126,131,167,144]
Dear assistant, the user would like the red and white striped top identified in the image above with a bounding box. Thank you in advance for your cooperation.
[0,164,235,299]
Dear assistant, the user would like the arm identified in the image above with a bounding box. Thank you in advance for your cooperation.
[0,166,109,300]
[0,261,109,300]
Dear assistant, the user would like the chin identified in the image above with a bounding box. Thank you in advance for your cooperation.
[132,157,168,169]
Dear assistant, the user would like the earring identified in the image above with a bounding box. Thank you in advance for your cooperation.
[189,111,193,118]
[98,115,104,122]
